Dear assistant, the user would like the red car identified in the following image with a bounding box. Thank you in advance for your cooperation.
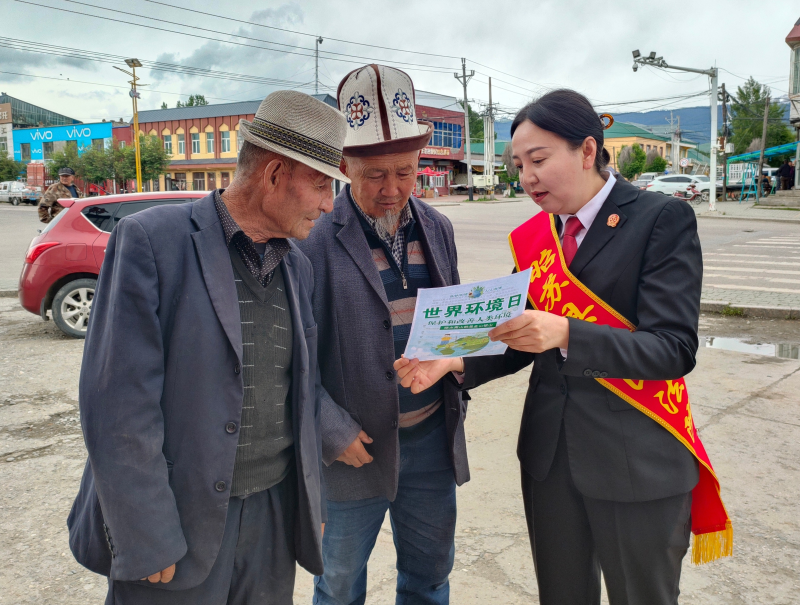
[19,191,206,338]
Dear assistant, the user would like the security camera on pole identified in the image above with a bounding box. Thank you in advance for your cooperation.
[632,50,719,211]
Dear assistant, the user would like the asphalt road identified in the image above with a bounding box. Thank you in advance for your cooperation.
[0,198,799,603]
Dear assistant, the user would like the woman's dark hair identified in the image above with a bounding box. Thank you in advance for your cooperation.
[510,89,610,171]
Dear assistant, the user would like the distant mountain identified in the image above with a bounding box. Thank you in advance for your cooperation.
[494,103,792,143]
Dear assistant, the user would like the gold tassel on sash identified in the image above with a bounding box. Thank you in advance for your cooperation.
[692,521,733,565]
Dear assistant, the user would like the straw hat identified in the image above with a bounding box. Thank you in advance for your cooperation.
[337,65,433,157]
[238,90,350,182]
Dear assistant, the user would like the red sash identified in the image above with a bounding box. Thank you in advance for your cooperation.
[509,212,732,564]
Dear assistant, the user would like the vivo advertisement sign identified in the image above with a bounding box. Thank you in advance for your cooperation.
[13,122,113,161]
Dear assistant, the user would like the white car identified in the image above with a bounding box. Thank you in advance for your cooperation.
[0,181,41,206]
[645,174,696,196]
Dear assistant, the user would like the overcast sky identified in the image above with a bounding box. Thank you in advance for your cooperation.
[2,0,798,124]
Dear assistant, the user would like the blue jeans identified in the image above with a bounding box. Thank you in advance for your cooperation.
[313,423,457,605]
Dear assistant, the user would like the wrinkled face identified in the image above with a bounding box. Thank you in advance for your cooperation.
[265,162,334,240]
[512,120,597,215]
[60,175,74,187]
[344,151,419,220]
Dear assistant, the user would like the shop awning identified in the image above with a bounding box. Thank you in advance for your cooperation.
[417,166,447,176]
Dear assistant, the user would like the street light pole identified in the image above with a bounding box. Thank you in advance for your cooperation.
[315,37,323,95]
[632,51,719,210]
[454,58,475,201]
[115,59,145,193]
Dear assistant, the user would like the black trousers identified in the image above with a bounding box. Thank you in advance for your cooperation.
[520,428,692,605]
[106,470,297,605]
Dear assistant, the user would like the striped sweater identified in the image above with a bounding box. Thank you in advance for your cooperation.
[350,195,444,432]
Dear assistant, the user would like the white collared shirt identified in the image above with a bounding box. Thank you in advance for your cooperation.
[557,170,616,246]
[558,170,616,358]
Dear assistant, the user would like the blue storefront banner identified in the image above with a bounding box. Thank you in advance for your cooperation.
[13,122,113,161]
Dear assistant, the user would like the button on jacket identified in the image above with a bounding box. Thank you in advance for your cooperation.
[460,179,701,503]
[67,193,329,588]
[296,190,468,502]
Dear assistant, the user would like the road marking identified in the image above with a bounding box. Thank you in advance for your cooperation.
[705,284,800,294]
[705,266,800,275]
[706,274,800,284]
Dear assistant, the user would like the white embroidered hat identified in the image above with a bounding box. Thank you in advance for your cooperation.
[337,64,433,157]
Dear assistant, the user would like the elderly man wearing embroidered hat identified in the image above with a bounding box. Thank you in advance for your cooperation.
[297,65,466,605]
[68,91,349,605]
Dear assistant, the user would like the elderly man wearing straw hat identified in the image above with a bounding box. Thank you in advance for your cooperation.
[67,91,349,605]
[297,65,466,605]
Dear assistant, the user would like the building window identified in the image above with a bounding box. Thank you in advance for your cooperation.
[174,172,187,190]
[660,146,664,156]
[92,138,104,151]
[20,143,31,162]
[646,145,651,152]
[164,137,172,154]
[205,132,214,154]
[237,130,243,152]
[191,133,200,154]
[193,172,205,190]
[42,142,54,160]
[119,141,126,148]
[152,178,160,192]
[221,131,230,153]
[0,137,6,153]
[66,140,77,151]
[431,122,462,149]
[221,172,230,187]
[177,134,185,155]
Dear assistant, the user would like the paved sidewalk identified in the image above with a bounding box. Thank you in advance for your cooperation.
[695,200,800,222]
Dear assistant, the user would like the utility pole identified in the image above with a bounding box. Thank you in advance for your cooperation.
[721,83,728,202]
[632,51,719,210]
[454,58,475,201]
[114,59,145,193]
[756,95,770,204]
[484,77,495,200]
[315,37,323,95]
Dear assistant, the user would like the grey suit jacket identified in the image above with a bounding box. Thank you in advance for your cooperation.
[462,180,701,502]
[67,193,328,588]
[297,189,469,502]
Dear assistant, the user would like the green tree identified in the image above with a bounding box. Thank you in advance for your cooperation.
[617,144,646,180]
[730,77,793,155]
[0,155,26,181]
[48,143,83,180]
[110,143,136,190]
[644,149,667,174]
[160,102,168,109]
[138,134,172,184]
[459,101,484,144]
[80,146,113,186]
[176,94,209,108]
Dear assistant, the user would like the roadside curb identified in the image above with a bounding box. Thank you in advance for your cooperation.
[695,212,800,224]
[701,299,799,320]
[0,290,17,298]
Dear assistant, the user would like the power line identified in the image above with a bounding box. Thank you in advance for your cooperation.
[0,69,252,106]
[137,0,461,61]
[16,0,457,74]
[0,37,325,89]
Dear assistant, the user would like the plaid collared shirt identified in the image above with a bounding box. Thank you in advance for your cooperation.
[213,190,290,287]
[349,188,413,269]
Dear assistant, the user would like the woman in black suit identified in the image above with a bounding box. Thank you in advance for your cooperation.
[395,90,706,605]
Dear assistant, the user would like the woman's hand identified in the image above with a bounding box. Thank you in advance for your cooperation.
[489,310,569,353]
[394,356,464,394]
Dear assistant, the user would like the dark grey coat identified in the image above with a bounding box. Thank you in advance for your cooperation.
[462,180,701,502]
[67,193,328,590]
[296,190,469,502]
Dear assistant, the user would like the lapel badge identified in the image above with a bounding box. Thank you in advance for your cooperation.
[607,214,620,228]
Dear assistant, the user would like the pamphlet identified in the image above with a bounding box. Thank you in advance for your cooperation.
[403,269,533,361]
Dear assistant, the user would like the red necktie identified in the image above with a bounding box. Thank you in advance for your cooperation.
[562,216,584,267]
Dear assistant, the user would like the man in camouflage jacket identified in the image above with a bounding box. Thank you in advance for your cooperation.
[39,167,82,223]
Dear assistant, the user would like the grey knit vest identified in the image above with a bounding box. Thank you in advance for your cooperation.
[229,251,294,497]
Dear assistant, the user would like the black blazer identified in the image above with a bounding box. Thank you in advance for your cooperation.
[67,194,327,588]
[461,179,701,502]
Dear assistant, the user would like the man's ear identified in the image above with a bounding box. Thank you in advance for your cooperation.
[582,137,597,170]
[261,158,285,192]
[340,158,349,178]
